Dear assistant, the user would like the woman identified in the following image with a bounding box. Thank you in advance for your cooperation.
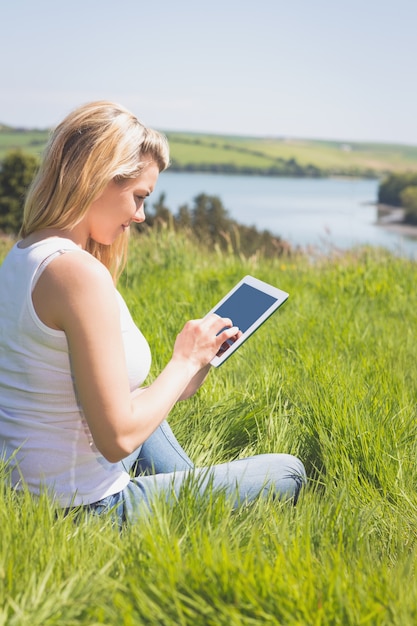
[0,101,306,524]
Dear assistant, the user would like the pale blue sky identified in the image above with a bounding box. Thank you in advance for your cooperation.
[2,0,417,144]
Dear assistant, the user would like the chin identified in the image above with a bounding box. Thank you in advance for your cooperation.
[112,229,129,245]
[90,235,118,247]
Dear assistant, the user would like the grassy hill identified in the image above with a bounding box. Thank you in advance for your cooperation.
[2,124,417,177]
[0,126,49,158]
[1,229,417,624]
[166,132,417,177]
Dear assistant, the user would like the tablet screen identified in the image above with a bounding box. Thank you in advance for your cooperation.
[212,284,278,333]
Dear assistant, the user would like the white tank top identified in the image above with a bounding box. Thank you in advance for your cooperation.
[0,238,151,507]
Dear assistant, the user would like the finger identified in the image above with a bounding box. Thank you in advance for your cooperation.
[216,326,240,355]
[213,316,234,334]
[206,313,233,325]
[216,324,240,343]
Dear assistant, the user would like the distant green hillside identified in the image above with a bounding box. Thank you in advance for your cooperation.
[1,124,417,178]
[0,127,49,158]
[165,133,417,177]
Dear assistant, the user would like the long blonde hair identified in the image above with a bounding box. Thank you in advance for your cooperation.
[21,101,170,281]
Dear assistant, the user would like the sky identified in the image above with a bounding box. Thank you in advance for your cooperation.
[2,0,417,145]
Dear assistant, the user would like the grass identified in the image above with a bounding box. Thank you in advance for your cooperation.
[2,126,417,175]
[1,228,417,624]
[0,129,49,159]
[160,133,417,175]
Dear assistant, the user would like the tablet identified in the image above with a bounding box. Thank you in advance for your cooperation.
[206,275,289,367]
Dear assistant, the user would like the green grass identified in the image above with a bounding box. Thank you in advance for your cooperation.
[165,134,417,175]
[0,129,49,159]
[2,126,417,175]
[168,133,417,174]
[1,229,417,624]
[243,138,417,173]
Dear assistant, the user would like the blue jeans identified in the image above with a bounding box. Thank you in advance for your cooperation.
[84,420,306,525]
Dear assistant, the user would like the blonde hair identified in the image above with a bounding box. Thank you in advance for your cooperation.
[21,100,170,281]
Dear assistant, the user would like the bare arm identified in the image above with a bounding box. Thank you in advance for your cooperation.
[177,364,211,400]
[132,364,211,402]
[33,251,238,462]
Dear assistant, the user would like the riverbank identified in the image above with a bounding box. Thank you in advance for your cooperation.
[376,204,417,239]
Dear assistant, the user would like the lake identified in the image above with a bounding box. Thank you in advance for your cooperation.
[153,172,417,259]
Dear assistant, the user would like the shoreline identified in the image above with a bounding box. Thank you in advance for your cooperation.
[376,204,417,239]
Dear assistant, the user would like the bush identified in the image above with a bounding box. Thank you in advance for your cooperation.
[401,185,417,225]
[378,172,417,206]
[0,150,39,234]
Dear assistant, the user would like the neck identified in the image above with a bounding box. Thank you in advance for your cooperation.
[19,228,86,249]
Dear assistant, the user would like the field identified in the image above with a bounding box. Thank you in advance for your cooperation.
[167,133,417,176]
[1,229,417,625]
[2,125,417,176]
[0,129,49,159]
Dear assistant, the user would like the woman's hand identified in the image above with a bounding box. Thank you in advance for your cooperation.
[172,314,240,370]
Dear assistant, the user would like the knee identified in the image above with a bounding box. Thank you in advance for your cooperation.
[281,453,306,482]
[268,453,307,503]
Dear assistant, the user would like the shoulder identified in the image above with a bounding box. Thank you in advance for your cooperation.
[33,249,117,330]
[45,248,114,291]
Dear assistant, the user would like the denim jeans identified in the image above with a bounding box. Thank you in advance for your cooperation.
[84,420,306,525]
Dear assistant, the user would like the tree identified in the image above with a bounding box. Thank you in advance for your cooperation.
[400,185,417,225]
[0,150,39,234]
[378,172,417,206]
[191,193,231,245]
[149,192,173,225]
[176,204,192,229]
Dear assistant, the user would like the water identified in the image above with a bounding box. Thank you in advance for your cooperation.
[153,172,417,258]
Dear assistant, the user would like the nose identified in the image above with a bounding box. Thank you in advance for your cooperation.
[132,206,146,224]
